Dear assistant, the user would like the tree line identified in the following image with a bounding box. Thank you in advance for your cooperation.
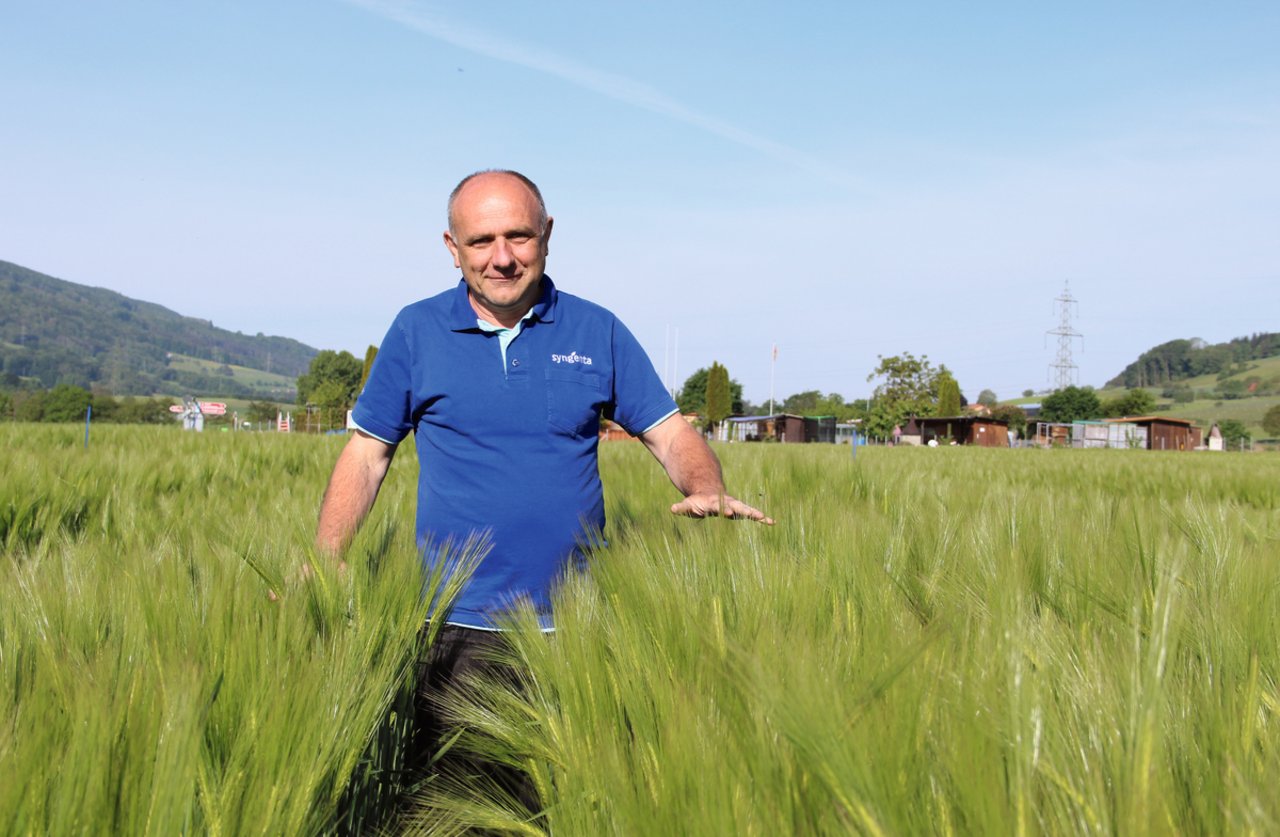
[674,352,1029,439]
[0,382,293,428]
[1107,332,1279,388]
[0,384,173,424]
[295,345,1280,445]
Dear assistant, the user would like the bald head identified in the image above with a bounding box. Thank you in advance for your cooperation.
[447,169,547,236]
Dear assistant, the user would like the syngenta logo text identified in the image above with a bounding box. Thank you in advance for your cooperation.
[551,351,593,365]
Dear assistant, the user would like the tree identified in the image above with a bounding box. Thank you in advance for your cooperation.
[782,390,821,414]
[867,352,938,423]
[977,389,998,407]
[1039,386,1102,423]
[297,350,363,430]
[247,400,281,425]
[311,379,353,430]
[15,390,47,422]
[936,371,962,417]
[360,344,378,392]
[677,367,744,415]
[113,396,170,424]
[1217,379,1248,400]
[43,384,92,422]
[846,398,871,424]
[88,394,120,422]
[768,389,860,422]
[990,404,1028,437]
[704,362,731,432]
[863,352,944,438]
[1218,419,1251,450]
[1022,389,1035,398]
[1263,404,1280,438]
[1101,388,1157,418]
[779,391,863,422]
[82,395,171,425]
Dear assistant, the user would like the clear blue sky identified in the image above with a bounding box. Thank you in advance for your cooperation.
[2,1,1277,404]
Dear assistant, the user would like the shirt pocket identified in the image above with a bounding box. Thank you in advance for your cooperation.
[545,368,605,439]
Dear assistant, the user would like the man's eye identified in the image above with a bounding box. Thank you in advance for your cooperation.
[508,236,531,244]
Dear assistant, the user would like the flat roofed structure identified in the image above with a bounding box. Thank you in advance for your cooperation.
[913,416,1010,447]
[1105,416,1200,451]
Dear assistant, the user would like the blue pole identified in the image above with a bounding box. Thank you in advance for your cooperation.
[84,404,92,449]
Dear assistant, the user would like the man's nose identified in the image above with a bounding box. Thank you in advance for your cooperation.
[491,238,514,267]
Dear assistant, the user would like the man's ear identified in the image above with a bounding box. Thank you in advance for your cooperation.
[542,216,554,255]
[443,230,462,268]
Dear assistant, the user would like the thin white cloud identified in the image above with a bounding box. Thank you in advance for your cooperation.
[344,0,863,189]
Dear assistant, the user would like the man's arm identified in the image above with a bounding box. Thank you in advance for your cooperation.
[316,430,398,558]
[637,414,774,525]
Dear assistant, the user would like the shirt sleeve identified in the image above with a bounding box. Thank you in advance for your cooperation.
[607,316,679,435]
[350,314,415,446]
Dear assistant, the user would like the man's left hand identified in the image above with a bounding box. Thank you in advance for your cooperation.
[671,494,775,525]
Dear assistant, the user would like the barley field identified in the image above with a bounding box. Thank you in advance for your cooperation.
[3,425,1278,835]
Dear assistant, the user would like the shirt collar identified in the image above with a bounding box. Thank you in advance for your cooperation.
[448,274,558,331]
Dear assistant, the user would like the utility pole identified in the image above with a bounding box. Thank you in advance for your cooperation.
[664,326,680,400]
[769,343,777,415]
[1047,282,1083,391]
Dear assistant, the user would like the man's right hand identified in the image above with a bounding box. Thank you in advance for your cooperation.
[670,493,774,525]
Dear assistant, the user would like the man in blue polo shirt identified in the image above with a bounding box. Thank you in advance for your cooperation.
[316,169,772,625]
[315,169,771,806]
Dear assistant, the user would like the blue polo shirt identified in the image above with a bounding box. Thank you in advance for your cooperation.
[352,276,677,629]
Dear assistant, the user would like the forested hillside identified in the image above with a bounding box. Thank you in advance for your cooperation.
[0,260,315,396]
[1107,333,1279,388]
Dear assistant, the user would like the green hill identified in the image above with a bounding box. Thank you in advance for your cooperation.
[1106,333,1279,388]
[1091,354,1280,442]
[1098,334,1280,443]
[0,260,315,399]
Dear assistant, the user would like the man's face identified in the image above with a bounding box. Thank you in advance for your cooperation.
[444,173,553,327]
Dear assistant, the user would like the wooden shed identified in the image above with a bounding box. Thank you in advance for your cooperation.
[1104,416,1199,451]
[803,415,837,444]
[727,415,771,442]
[915,416,1010,447]
[726,413,833,443]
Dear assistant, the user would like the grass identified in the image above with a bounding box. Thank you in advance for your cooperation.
[1161,396,1279,437]
[166,352,298,395]
[406,443,1280,834]
[1173,354,1280,393]
[4,428,1278,834]
[0,424,477,834]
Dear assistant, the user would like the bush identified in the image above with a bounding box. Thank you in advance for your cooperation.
[1218,419,1251,449]
[1101,389,1156,418]
[1040,386,1102,423]
[1263,404,1280,438]
[43,384,92,422]
[990,404,1027,437]
[1218,380,1248,400]
[16,390,47,421]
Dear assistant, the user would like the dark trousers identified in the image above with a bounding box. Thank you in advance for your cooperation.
[411,625,541,817]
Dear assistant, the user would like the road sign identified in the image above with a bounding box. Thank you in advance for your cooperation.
[201,402,227,410]
[200,404,227,416]
[168,405,184,413]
